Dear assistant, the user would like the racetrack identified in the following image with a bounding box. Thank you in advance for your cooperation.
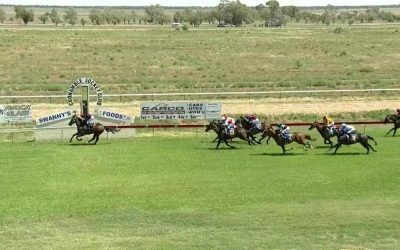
[28,97,400,120]
[1,126,399,248]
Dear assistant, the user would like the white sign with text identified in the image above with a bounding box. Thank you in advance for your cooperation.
[0,104,32,123]
[140,102,221,120]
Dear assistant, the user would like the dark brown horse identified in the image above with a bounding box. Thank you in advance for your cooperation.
[205,119,224,142]
[205,120,254,149]
[384,114,400,136]
[329,130,377,155]
[308,121,338,146]
[263,124,315,154]
[68,114,120,144]
[237,116,268,144]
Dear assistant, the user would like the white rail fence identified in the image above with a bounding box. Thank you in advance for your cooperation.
[1,88,400,102]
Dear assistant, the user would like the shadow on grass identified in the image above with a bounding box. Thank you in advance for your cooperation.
[251,152,304,156]
[65,142,111,146]
[316,152,371,156]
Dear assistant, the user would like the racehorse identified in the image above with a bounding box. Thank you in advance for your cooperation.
[384,114,400,136]
[263,124,315,154]
[329,130,377,155]
[308,121,338,146]
[205,119,224,142]
[68,113,120,144]
[237,116,267,144]
[205,120,254,149]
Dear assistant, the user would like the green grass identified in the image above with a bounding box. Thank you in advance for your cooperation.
[0,24,400,96]
[1,127,399,248]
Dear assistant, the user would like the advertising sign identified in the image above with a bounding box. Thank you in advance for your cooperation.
[96,109,133,124]
[67,77,103,106]
[0,104,32,123]
[140,102,221,120]
[36,110,73,126]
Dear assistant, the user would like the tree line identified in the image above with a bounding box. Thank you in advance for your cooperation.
[1,0,399,26]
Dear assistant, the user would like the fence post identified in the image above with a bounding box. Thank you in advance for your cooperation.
[61,129,63,141]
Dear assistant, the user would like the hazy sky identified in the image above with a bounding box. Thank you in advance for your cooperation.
[0,0,399,6]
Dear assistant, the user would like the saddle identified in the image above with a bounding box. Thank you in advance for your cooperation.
[280,133,292,144]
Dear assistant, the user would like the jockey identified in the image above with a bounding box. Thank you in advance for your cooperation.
[226,119,235,135]
[221,114,235,126]
[323,115,335,135]
[246,114,261,131]
[339,123,357,143]
[277,123,291,141]
[81,113,95,130]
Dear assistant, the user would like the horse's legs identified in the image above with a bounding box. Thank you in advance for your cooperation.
[250,134,261,144]
[248,136,256,145]
[363,142,377,153]
[94,135,100,144]
[386,127,395,136]
[224,139,235,149]
[393,128,398,137]
[212,136,219,142]
[281,145,286,154]
[258,133,268,144]
[333,143,341,155]
[216,138,222,149]
[69,132,79,142]
[88,134,96,143]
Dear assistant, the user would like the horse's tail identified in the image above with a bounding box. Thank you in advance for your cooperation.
[367,135,378,145]
[105,127,121,134]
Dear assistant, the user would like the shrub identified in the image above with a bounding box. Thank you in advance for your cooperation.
[182,24,189,31]
[294,60,302,69]
[359,66,374,73]
[333,27,344,34]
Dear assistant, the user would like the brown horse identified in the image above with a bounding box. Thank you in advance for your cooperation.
[68,114,120,144]
[263,124,315,154]
[205,120,254,149]
[308,121,338,146]
[384,114,400,136]
[329,130,377,155]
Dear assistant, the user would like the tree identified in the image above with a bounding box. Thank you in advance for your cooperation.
[64,8,78,25]
[14,5,34,25]
[228,0,251,26]
[129,11,138,24]
[38,12,50,24]
[282,5,299,20]
[266,0,280,19]
[263,0,285,26]
[89,9,102,25]
[80,18,87,26]
[49,9,62,25]
[145,4,169,24]
[0,8,6,23]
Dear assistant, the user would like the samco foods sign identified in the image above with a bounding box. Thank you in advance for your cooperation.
[140,102,221,120]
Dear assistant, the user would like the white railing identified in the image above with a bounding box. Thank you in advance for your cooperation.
[1,88,400,100]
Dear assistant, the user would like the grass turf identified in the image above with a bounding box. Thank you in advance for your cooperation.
[0,127,399,248]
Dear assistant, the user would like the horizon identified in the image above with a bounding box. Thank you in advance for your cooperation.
[1,0,400,7]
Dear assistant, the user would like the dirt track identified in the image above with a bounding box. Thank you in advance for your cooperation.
[31,98,400,119]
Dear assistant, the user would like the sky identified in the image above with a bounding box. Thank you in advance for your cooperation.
[0,0,399,7]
